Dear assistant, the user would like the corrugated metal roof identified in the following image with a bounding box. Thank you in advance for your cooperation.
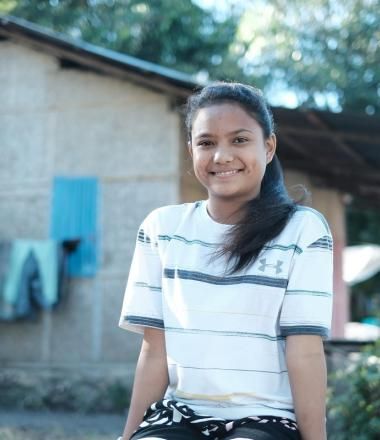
[0,15,202,97]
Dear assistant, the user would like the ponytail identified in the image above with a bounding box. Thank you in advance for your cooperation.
[219,156,297,273]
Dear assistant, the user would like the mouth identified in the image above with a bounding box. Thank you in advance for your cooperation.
[210,169,242,177]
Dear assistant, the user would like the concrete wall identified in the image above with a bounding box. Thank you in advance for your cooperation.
[0,41,182,369]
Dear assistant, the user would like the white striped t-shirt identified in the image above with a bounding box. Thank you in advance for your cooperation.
[119,200,333,421]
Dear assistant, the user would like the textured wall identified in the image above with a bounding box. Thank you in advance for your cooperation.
[0,41,181,369]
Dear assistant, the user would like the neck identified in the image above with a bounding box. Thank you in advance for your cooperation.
[206,198,246,224]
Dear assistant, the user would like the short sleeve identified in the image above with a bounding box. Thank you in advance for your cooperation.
[279,211,333,340]
[119,212,164,334]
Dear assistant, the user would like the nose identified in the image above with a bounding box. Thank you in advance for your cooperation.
[213,144,233,164]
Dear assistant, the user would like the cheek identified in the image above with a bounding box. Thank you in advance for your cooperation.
[244,152,267,180]
[192,154,209,174]
[251,149,268,169]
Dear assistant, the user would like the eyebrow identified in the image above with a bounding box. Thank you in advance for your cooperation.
[194,129,253,139]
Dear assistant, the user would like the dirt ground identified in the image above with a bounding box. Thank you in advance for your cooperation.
[0,409,126,440]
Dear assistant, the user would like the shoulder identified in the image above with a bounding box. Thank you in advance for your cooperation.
[140,201,202,233]
[293,206,331,233]
[285,205,332,249]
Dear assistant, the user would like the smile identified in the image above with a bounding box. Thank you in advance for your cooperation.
[212,170,241,176]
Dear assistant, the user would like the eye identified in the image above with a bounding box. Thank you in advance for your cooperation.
[197,140,213,148]
[233,136,248,144]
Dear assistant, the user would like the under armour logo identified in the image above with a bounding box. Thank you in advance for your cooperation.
[258,258,283,274]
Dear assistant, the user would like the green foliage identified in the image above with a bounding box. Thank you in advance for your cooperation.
[0,1,16,14]
[328,340,380,439]
[8,0,249,83]
[347,204,380,246]
[236,0,380,114]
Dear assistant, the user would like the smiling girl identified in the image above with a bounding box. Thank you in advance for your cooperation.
[118,82,333,440]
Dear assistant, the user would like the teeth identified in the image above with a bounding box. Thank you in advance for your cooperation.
[214,170,239,176]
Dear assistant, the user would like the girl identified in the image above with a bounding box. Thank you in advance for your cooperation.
[118,82,333,440]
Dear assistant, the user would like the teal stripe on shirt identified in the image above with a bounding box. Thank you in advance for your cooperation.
[285,289,332,297]
[165,326,284,341]
[171,364,288,374]
[134,281,162,292]
[158,234,217,248]
[263,244,302,254]
[159,234,303,254]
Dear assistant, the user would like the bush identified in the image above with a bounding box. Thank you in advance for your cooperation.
[327,339,380,439]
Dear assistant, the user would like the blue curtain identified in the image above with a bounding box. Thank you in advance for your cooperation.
[50,177,99,277]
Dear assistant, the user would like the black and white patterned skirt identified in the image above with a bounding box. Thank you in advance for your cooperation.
[131,399,301,440]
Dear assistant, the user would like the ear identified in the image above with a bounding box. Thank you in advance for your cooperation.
[265,134,276,164]
[187,141,193,158]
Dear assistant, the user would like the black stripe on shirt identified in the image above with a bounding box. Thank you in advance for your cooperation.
[124,315,164,329]
[164,268,288,288]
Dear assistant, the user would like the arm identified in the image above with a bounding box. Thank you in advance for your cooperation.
[286,334,327,440]
[121,327,169,440]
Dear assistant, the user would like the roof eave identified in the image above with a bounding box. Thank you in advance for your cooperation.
[0,15,201,98]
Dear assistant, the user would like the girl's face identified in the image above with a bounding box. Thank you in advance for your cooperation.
[188,103,276,206]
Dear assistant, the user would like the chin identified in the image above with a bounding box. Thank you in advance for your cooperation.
[212,192,244,200]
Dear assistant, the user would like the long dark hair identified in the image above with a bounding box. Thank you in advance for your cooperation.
[185,82,298,274]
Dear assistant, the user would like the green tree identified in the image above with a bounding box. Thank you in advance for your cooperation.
[236,0,379,114]
[5,0,250,83]
[328,340,380,439]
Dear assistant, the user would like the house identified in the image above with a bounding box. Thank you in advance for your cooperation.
[1,15,379,387]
